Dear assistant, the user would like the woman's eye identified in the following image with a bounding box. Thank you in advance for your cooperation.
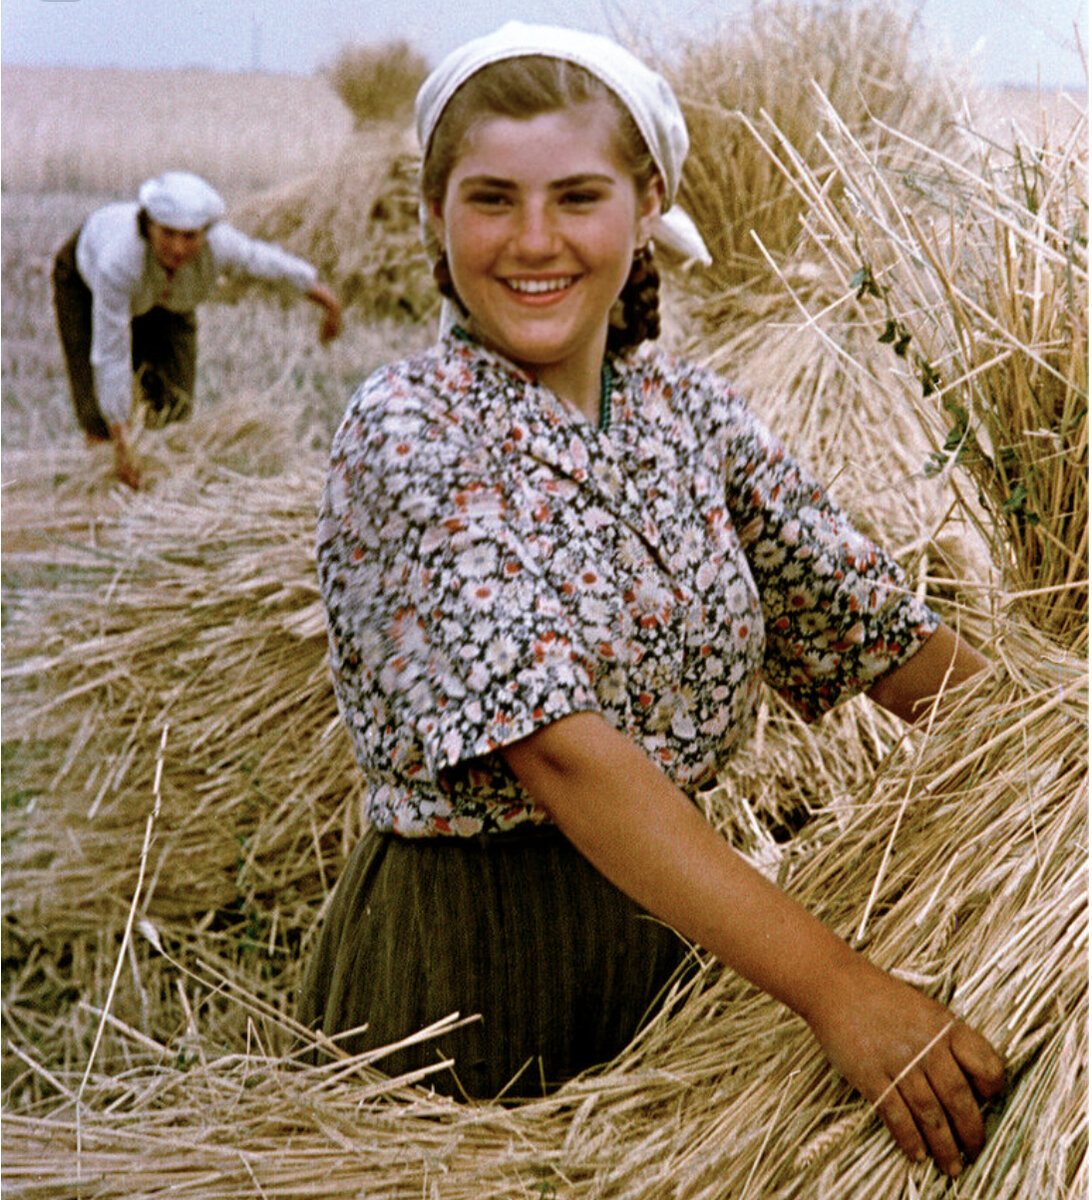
[562,191,602,206]
[468,191,511,208]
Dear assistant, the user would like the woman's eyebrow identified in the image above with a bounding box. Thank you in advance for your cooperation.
[456,173,617,191]
[549,173,616,189]
[457,175,517,190]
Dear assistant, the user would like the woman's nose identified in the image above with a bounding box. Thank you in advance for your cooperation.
[512,204,559,257]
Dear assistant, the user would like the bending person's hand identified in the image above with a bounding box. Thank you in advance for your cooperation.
[109,422,141,490]
[307,282,343,343]
[806,957,1006,1176]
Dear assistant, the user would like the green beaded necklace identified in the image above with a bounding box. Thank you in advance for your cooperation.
[598,360,614,433]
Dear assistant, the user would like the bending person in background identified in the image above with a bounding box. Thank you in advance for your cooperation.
[304,24,1005,1180]
[52,170,343,488]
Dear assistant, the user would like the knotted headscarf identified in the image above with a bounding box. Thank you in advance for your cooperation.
[415,22,712,265]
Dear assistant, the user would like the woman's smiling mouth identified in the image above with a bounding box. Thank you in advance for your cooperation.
[504,276,578,296]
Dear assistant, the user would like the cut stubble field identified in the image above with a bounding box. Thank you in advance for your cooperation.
[1,65,354,198]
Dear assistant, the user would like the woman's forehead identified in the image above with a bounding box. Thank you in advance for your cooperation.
[453,100,626,171]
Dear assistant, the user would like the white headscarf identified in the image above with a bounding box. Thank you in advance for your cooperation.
[138,171,225,231]
[415,22,712,265]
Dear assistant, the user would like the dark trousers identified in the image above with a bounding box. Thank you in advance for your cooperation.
[299,824,690,1100]
[52,230,197,438]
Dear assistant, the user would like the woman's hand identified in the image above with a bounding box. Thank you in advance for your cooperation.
[307,282,343,343]
[805,956,1006,1176]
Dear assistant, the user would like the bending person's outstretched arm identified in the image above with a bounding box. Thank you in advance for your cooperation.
[501,624,1004,1178]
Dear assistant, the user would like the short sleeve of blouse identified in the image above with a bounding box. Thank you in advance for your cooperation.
[714,383,939,721]
[317,368,600,782]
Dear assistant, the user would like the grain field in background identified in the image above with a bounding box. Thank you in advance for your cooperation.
[1,66,353,198]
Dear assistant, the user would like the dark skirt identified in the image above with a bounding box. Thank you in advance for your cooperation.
[52,230,196,438]
[298,824,690,1099]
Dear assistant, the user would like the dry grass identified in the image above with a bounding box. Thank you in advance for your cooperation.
[668,0,974,290]
[2,593,1085,1197]
[738,83,1088,648]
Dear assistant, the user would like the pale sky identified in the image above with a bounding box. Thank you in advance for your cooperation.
[2,0,1087,88]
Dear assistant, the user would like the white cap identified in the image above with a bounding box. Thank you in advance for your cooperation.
[138,171,225,231]
[415,22,711,265]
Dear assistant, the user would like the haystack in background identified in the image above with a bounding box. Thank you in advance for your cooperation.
[323,38,428,126]
[220,39,436,323]
[2,2,1087,1196]
[222,126,436,323]
[667,0,972,292]
[657,0,1002,597]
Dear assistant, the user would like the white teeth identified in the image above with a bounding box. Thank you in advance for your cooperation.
[507,277,574,294]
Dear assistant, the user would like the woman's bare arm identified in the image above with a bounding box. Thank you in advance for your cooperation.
[866,622,989,724]
[502,710,1004,1176]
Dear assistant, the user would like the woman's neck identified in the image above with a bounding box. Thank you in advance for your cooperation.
[463,319,608,424]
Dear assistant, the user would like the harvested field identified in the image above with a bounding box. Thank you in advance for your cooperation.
[2,7,1087,1198]
[0,66,352,198]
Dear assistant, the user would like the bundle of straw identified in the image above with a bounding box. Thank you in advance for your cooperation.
[3,466,360,932]
[737,89,1088,648]
[223,127,437,323]
[669,0,972,291]
[3,626,1085,1198]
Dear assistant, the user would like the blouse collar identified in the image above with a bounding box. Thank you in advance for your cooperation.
[447,323,616,433]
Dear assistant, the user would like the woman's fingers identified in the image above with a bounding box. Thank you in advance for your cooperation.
[927,1022,1006,1161]
[871,1078,930,1166]
[951,1020,1008,1100]
[924,1050,987,1162]
[870,1064,966,1177]
[871,1023,1004,1177]
[906,1059,974,1175]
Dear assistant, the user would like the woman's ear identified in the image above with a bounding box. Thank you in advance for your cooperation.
[427,199,447,255]
[636,177,665,245]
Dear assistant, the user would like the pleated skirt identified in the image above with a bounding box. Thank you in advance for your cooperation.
[298,824,689,1099]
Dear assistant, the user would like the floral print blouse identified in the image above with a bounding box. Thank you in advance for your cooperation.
[317,331,938,837]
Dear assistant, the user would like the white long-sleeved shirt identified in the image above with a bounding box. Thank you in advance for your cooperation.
[75,202,319,425]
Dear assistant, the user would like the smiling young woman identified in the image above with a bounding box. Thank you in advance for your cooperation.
[428,101,661,418]
[302,23,1005,1181]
